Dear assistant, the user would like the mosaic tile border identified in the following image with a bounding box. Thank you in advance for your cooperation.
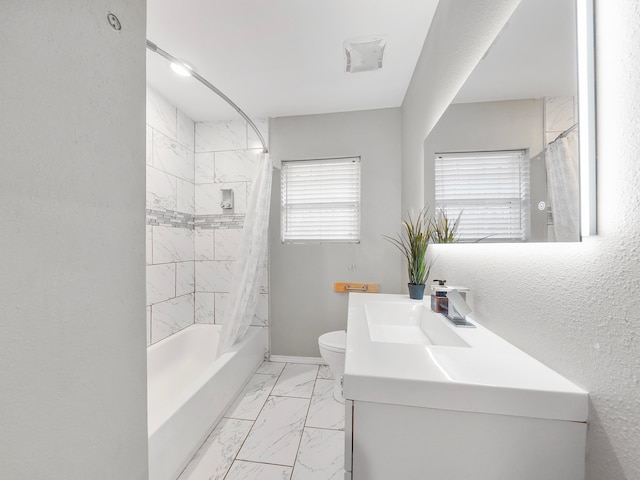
[146,208,244,230]
[195,214,245,230]
[146,209,194,229]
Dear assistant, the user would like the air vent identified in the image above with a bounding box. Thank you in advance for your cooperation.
[344,36,386,73]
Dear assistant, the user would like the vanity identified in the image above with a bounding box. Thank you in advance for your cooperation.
[342,293,588,480]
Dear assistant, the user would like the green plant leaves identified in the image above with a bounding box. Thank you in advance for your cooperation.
[383,207,433,285]
[430,208,462,244]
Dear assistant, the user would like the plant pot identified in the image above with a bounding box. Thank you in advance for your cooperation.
[408,283,426,300]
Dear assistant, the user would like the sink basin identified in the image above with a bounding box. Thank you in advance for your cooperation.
[345,293,589,425]
[364,301,469,347]
[345,293,589,480]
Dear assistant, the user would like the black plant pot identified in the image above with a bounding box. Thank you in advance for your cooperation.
[408,283,426,300]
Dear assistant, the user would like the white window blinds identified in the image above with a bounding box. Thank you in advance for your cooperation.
[434,150,530,242]
[281,157,361,243]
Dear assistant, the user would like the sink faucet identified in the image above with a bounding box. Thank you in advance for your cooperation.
[446,289,475,328]
[446,289,471,320]
[429,281,475,327]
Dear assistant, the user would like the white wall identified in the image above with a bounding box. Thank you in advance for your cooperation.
[0,2,148,479]
[270,109,402,356]
[402,1,640,478]
[423,99,548,241]
[401,0,521,213]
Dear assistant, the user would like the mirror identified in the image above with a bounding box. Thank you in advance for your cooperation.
[424,0,590,242]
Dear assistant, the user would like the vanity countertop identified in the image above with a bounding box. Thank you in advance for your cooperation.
[343,293,588,422]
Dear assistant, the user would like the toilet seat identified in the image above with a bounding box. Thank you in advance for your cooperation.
[319,330,346,353]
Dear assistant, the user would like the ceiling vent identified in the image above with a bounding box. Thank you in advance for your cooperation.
[344,36,386,73]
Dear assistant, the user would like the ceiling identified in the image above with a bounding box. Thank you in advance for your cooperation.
[146,0,439,121]
[146,0,577,122]
[454,0,576,104]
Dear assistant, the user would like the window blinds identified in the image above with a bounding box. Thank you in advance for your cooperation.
[281,157,361,243]
[434,150,530,241]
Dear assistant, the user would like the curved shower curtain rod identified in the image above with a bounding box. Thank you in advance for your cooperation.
[146,40,268,154]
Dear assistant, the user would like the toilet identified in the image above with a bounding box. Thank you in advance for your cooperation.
[318,330,347,403]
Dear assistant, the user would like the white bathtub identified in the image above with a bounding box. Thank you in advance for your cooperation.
[147,324,266,480]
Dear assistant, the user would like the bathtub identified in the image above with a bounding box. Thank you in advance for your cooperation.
[147,324,266,480]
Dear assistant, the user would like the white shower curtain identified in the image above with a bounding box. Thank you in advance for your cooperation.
[546,129,580,241]
[217,153,273,356]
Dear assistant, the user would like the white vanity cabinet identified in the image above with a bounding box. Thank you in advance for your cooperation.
[343,293,588,480]
[344,399,353,480]
[346,398,586,480]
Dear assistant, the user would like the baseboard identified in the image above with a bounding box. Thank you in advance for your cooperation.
[268,355,325,365]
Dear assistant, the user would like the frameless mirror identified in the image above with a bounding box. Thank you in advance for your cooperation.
[424,0,594,242]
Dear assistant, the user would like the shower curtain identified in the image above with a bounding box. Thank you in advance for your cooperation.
[546,129,580,241]
[217,153,273,356]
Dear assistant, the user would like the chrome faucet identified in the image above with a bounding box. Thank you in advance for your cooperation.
[446,289,475,328]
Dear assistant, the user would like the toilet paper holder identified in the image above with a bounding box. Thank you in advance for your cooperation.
[334,282,380,293]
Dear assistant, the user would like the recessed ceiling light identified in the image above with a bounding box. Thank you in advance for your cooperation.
[344,36,386,73]
[170,61,193,77]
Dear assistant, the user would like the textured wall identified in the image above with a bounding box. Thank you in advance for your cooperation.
[0,2,148,479]
[405,1,640,478]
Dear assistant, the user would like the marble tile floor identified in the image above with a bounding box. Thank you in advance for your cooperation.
[178,362,345,480]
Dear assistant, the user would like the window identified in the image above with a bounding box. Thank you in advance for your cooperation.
[434,150,530,242]
[281,157,361,243]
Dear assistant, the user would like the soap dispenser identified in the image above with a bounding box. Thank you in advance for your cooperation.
[430,279,449,313]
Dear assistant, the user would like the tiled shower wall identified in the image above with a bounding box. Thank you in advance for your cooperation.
[146,87,269,346]
[192,117,270,332]
[544,96,576,145]
[146,88,196,345]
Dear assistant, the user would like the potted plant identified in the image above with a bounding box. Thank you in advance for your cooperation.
[430,207,462,243]
[384,208,432,300]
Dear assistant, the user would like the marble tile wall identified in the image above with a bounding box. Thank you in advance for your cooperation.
[544,96,577,145]
[146,85,270,345]
[146,87,196,345]
[193,117,269,331]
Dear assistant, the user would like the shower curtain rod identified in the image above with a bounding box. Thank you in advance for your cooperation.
[146,40,268,154]
[550,123,578,144]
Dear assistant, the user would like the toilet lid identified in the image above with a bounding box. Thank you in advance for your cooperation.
[319,330,346,352]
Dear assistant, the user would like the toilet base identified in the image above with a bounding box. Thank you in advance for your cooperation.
[318,330,347,404]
